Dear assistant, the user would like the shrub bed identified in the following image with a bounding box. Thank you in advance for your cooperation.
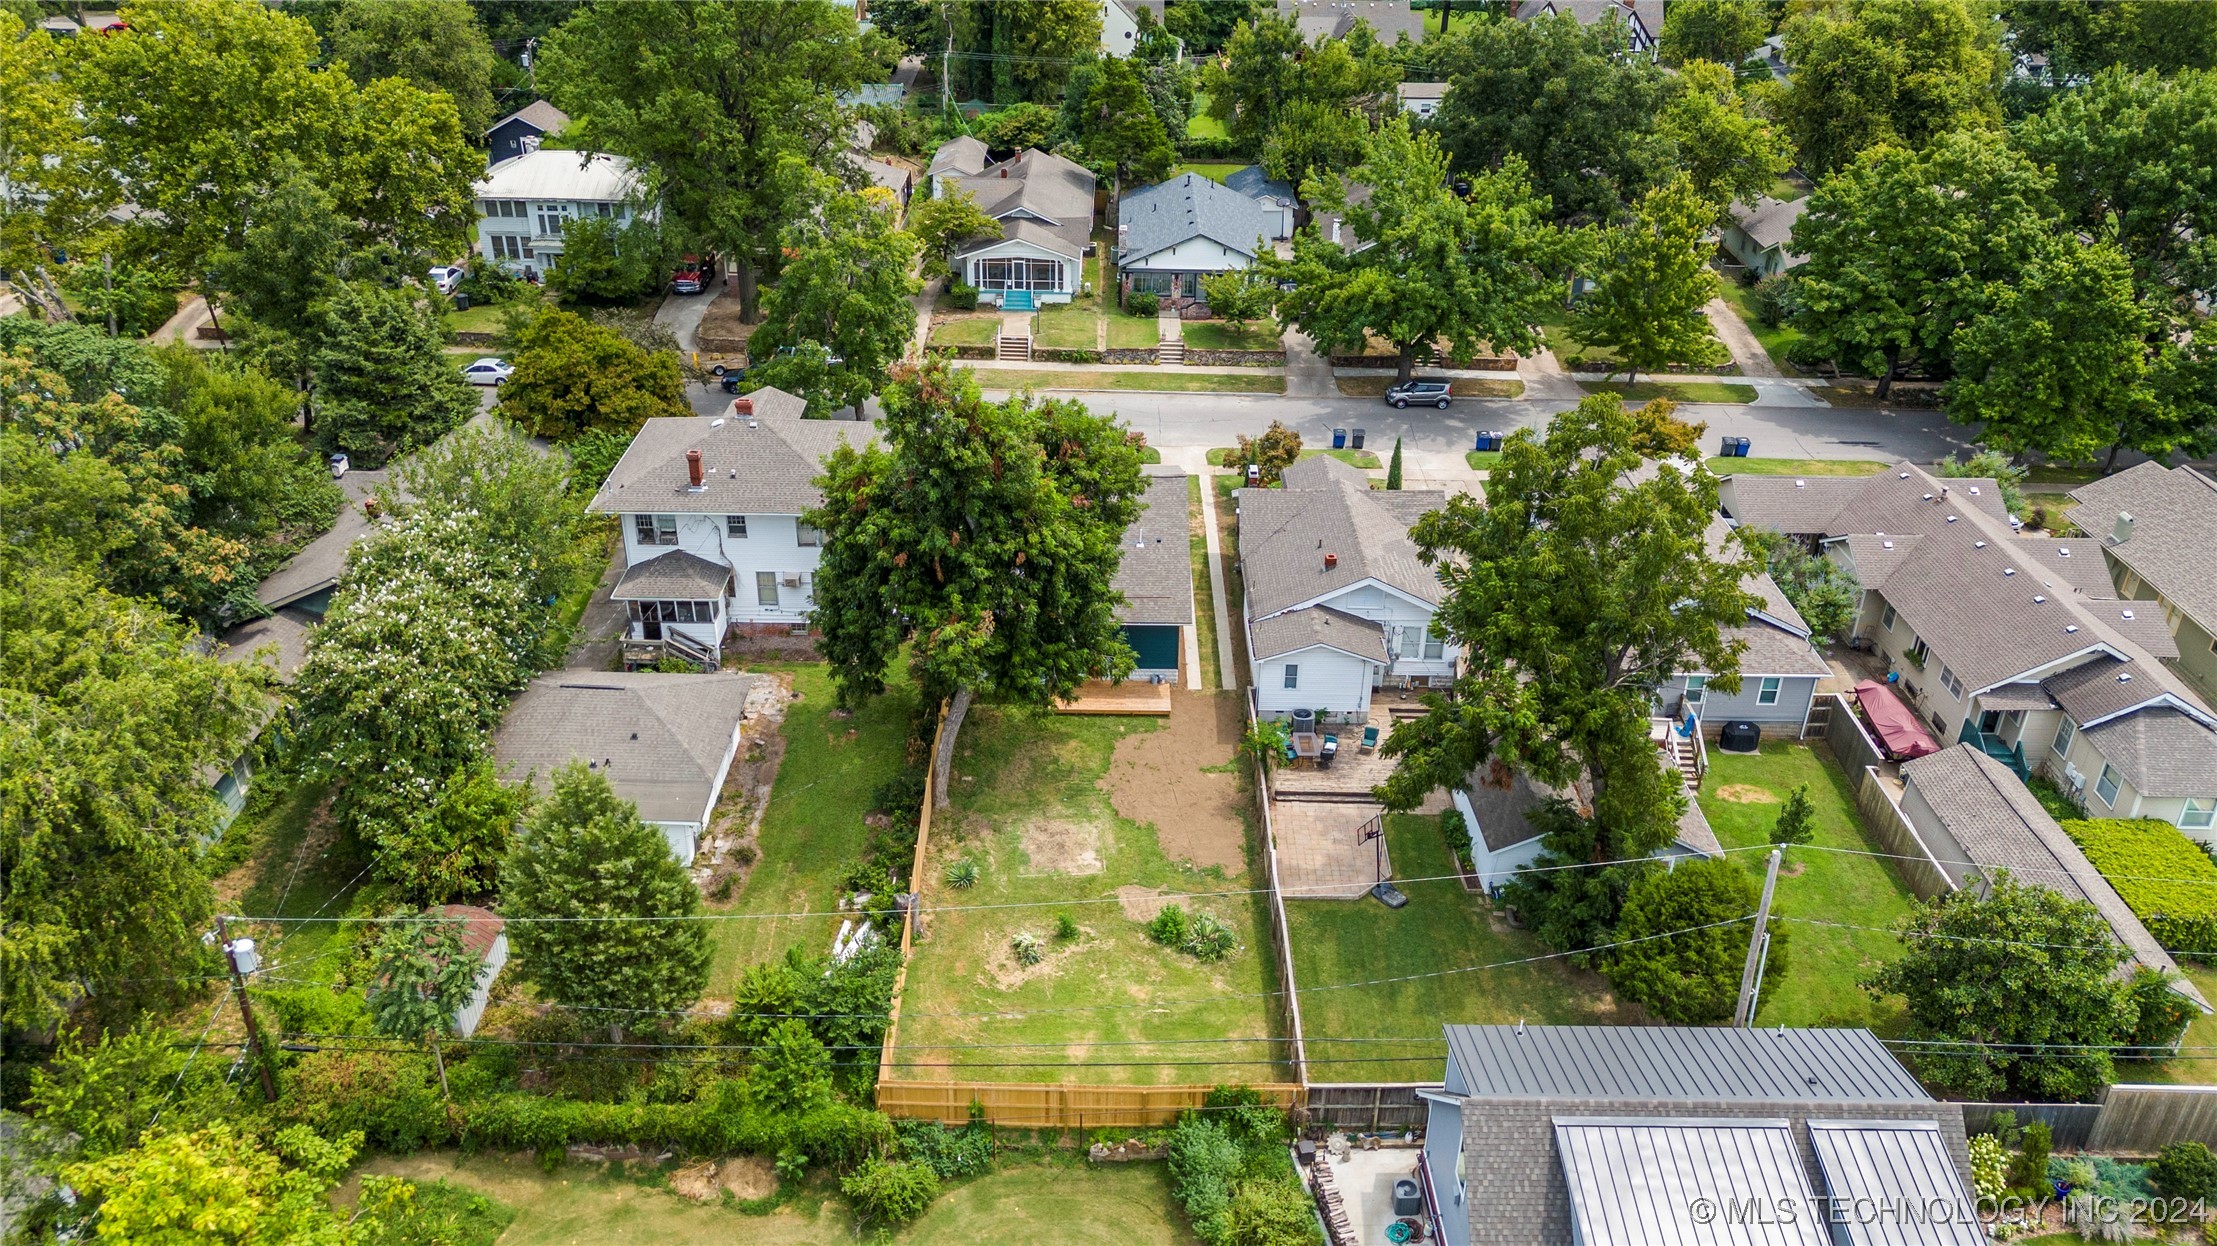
[1033,346,1104,364]
[1165,1089,1317,1246]
[2061,818,2217,954]
[1186,349,1286,367]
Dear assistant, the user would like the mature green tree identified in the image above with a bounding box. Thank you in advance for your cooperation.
[1788,133,2056,397]
[0,569,266,1031]
[1429,13,1675,225]
[1944,242,2165,468]
[312,282,477,468]
[26,1025,229,1162]
[62,1124,401,1246]
[545,215,665,305]
[366,910,484,1094]
[210,167,347,411]
[2002,0,2217,78]
[1659,0,1771,69]
[329,0,499,136]
[1609,858,1782,1024]
[972,102,1061,153]
[1379,395,1756,850]
[1867,874,2180,1101]
[748,190,923,418]
[504,761,712,1037]
[0,11,101,270]
[324,75,480,260]
[910,190,1002,280]
[500,307,688,441]
[2016,68,2217,308]
[1657,61,1795,214]
[1163,0,1268,54]
[1204,13,1396,180]
[378,757,529,904]
[810,361,1146,803]
[159,345,345,563]
[1199,268,1273,332]
[540,0,895,321]
[1741,528,1860,642]
[1259,121,1564,384]
[1776,0,2004,178]
[1573,177,1720,386]
[949,0,1101,104]
[1259,99,1372,192]
[1061,55,1176,191]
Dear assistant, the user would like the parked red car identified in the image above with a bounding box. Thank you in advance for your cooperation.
[670,253,719,294]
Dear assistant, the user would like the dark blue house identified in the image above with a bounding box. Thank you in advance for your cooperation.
[485,100,569,167]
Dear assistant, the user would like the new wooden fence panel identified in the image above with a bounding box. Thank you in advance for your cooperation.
[875,1080,1304,1129]
[1852,766,1957,902]
[1961,1102,2102,1151]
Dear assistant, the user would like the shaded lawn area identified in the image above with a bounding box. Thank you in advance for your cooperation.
[219,780,390,987]
[1188,476,1221,690]
[444,303,509,336]
[1170,162,1244,184]
[1205,447,1379,469]
[1337,376,1523,399]
[929,317,1001,348]
[1706,457,1888,477]
[1287,814,1622,1082]
[1466,451,1501,471]
[1108,312,1161,349]
[1697,742,1913,1030]
[963,367,1285,394]
[1186,95,1228,140]
[703,662,922,996]
[1537,303,1729,373]
[1579,380,1758,404]
[890,702,1287,1084]
[1181,320,1281,351]
[2120,965,2217,1086]
[1715,279,1807,376]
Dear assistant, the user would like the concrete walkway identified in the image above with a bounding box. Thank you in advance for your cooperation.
[563,552,626,671]
[1156,310,1183,342]
[1282,328,1334,398]
[1169,447,1243,692]
[1704,295,1782,378]
[907,277,939,360]
[151,294,217,346]
[1516,346,1585,401]
[656,284,718,356]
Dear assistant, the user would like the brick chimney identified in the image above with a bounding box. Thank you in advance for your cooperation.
[685,448,703,488]
[732,397,753,417]
[1324,552,1338,570]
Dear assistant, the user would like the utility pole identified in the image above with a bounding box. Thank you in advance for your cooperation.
[216,915,278,1102]
[102,253,115,336]
[1733,849,1782,1027]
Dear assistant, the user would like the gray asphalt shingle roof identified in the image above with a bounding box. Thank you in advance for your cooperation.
[1463,758,1570,853]
[1249,604,1387,662]
[2081,709,2217,800]
[1719,463,2008,540]
[1729,195,1809,252]
[612,550,734,602]
[489,99,568,137]
[1118,172,1275,266]
[1445,1025,1934,1103]
[257,470,394,609]
[1286,0,1434,42]
[1900,744,2207,1010]
[1115,472,1197,628]
[493,673,752,825]
[1224,165,1295,205]
[587,389,875,517]
[1237,454,1446,619]
[925,135,988,180]
[2069,462,2217,632]
[216,607,319,683]
[949,148,1096,260]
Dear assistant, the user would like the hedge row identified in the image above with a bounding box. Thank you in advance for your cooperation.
[2061,818,2217,955]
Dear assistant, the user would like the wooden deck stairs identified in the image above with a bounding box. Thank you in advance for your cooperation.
[620,628,720,672]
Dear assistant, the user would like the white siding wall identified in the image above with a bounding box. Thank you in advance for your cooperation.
[650,820,702,864]
[1099,0,1138,54]
[1424,1096,1469,1246]
[1254,647,1376,717]
[450,933,509,1039]
[1121,236,1256,274]
[1454,789,1549,893]
[622,511,824,625]
[1304,584,1461,683]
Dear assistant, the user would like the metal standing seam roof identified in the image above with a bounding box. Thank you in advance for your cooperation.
[1444,1025,1935,1103]
[1117,172,1276,266]
[1236,455,1447,620]
[474,149,638,203]
[492,672,752,825]
[1114,472,1198,628]
[1807,1121,1985,1246]
[587,389,876,518]
[1554,1118,1829,1246]
[2068,462,2217,633]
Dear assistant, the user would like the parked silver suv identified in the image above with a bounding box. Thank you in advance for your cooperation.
[1384,380,1452,409]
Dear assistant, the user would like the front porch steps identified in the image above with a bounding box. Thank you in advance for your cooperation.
[998,311,1032,361]
[997,332,1031,361]
[1156,339,1185,364]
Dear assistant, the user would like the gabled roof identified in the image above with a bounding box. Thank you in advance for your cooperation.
[2044,655,2190,726]
[1514,0,1663,43]
[1461,758,1572,853]
[925,135,989,180]
[1397,81,1449,101]
[493,672,752,825]
[1237,454,1446,619]
[2080,709,2217,800]
[1807,1121,1986,1246]
[1117,172,1276,265]
[433,904,505,964]
[1718,462,2009,539]
[1728,195,1809,252]
[1285,0,1434,43]
[1115,472,1197,628]
[1250,604,1387,662]
[1900,744,2208,1010]
[949,149,1096,260]
[612,550,734,602]
[587,389,876,517]
[216,607,319,683]
[488,99,568,137]
[475,149,638,203]
[1694,518,1829,678]
[1224,165,1295,205]
[1444,1025,1933,1103]
[1555,1118,1829,1246]
[2068,462,2217,632]
[256,470,395,610]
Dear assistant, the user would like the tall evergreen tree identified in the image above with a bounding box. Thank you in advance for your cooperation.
[312,282,476,467]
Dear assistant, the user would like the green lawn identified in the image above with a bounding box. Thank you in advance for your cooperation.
[2121,965,2217,1085]
[1108,312,1161,349]
[1181,321,1281,351]
[1538,303,1730,374]
[1579,380,1758,404]
[890,701,1287,1084]
[1466,451,1502,471]
[359,1153,1202,1246]
[1697,742,1916,1030]
[221,780,384,985]
[1336,376,1523,399]
[929,317,1001,348]
[1705,457,1889,477]
[1188,476,1221,691]
[445,303,510,336]
[1186,94,1228,140]
[962,368,1284,394]
[1205,448,1380,469]
[703,663,922,995]
[1036,298,1101,350]
[1169,163,1245,184]
[1286,814,1620,1082]
[1715,280,1806,375]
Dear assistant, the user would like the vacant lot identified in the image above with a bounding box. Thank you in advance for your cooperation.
[962,368,1285,394]
[355,1152,1201,1245]
[1698,742,1914,1029]
[703,663,921,995]
[1286,814,1622,1081]
[889,696,1287,1084]
[1539,304,1730,374]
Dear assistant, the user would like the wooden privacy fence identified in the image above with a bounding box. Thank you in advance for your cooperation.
[878,1079,1305,1130]
[1959,1087,2217,1154]
[1960,1102,2104,1151]
[1825,691,1885,779]
[1306,1084,1439,1133]
[874,710,946,1087]
[1249,686,1311,1086]
[1852,765,1957,901]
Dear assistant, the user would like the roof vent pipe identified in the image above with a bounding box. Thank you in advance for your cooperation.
[2112,512,2135,544]
[685,449,704,489]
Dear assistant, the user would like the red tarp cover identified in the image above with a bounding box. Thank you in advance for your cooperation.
[1854,679,1940,760]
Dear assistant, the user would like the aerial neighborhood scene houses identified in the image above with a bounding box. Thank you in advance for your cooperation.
[471,148,642,280]
[925,138,1095,308]
[1112,471,1201,684]
[1721,195,1810,279]
[1512,0,1663,52]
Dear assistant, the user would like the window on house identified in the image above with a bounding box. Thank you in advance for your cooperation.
[1758,676,1781,706]
[1939,665,1964,700]
[596,202,613,218]
[2053,716,2076,757]
[2181,799,2215,832]
[756,571,778,607]
[634,513,678,546]
[796,523,822,547]
[1684,674,1707,705]
[1422,627,1444,660]
[1283,665,1299,690]
[1881,604,1896,631]
[1907,636,1929,668]
[2096,764,2122,807]
[726,515,747,538]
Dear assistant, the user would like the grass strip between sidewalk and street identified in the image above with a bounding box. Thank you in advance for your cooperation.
[1335,376,1524,399]
[963,367,1285,394]
[1704,457,1889,477]
[1578,380,1759,404]
[1205,447,1379,469]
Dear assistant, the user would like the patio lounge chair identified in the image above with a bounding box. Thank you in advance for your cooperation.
[1319,734,1339,767]
[1359,726,1379,753]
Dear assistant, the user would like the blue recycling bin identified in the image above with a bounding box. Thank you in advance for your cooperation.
[1474,431,1502,452]
[1332,427,1347,449]
[1736,436,1752,457]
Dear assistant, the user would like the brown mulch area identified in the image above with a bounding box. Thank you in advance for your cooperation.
[1104,688,1248,875]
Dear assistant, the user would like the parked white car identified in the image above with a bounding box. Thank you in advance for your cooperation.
[428,266,465,295]
[462,357,513,386]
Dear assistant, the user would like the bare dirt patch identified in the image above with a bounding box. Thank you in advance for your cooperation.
[1116,885,1175,922]
[981,928,1088,990]
[1105,689,1247,874]
[1019,819,1105,875]
[694,673,796,896]
[1714,784,1777,804]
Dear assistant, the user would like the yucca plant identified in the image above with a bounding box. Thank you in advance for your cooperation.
[944,859,979,890]
[1012,931,1044,966]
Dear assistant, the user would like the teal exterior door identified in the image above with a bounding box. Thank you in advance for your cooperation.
[1120,625,1180,672]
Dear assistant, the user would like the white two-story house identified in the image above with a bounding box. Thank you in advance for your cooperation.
[1236,455,1459,720]
[585,387,876,669]
[472,149,642,282]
